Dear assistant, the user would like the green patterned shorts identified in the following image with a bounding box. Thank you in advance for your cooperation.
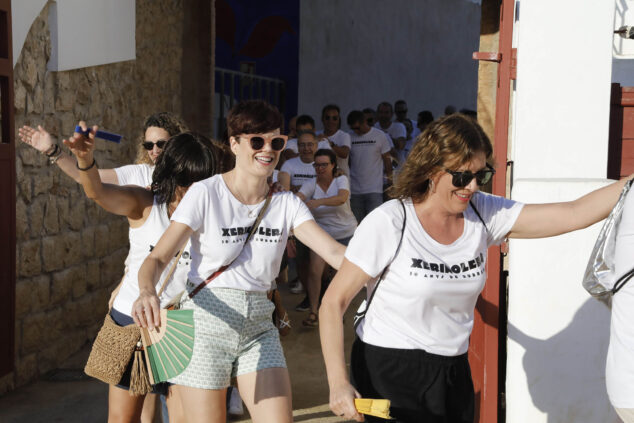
[169,286,286,390]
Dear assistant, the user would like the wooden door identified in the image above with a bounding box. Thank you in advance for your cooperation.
[0,0,15,378]
[468,0,515,421]
[607,84,634,179]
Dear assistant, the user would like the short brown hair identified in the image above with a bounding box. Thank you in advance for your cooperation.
[226,100,283,138]
[390,114,493,202]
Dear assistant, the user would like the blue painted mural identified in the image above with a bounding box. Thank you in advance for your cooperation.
[215,0,300,121]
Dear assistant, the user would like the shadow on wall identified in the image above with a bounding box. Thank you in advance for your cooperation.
[508,299,619,423]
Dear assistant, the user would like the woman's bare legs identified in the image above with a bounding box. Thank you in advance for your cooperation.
[108,385,145,423]
[165,385,185,423]
[176,385,227,423]
[307,251,327,315]
[237,367,293,423]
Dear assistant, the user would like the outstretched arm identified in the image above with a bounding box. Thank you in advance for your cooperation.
[509,177,632,239]
[294,220,346,269]
[319,258,370,422]
[19,125,120,184]
[62,122,150,219]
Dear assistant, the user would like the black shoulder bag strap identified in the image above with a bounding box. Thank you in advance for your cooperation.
[354,199,407,329]
[469,199,489,233]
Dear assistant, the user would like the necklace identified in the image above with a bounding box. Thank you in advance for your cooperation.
[230,173,264,218]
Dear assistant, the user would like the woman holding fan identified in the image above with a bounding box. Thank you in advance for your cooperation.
[134,100,346,423]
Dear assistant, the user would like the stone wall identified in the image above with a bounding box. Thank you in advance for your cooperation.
[1,0,185,394]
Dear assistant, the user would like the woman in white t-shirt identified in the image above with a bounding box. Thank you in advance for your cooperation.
[64,126,224,423]
[297,148,357,327]
[134,100,346,423]
[19,111,189,187]
[608,189,634,422]
[320,113,633,423]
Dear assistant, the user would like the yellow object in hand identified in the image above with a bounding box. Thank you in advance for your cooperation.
[354,398,392,419]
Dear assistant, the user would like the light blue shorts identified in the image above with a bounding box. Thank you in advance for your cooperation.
[169,286,286,390]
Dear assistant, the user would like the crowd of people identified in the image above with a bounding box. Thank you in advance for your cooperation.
[18,98,633,423]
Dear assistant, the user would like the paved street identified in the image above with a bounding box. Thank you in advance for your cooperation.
[0,282,363,423]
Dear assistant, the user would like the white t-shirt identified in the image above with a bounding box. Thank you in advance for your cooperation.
[317,129,352,176]
[349,127,392,194]
[112,200,191,316]
[280,157,316,188]
[284,137,330,154]
[607,189,634,408]
[298,175,357,240]
[115,163,154,187]
[375,121,406,145]
[346,193,523,356]
[171,174,314,291]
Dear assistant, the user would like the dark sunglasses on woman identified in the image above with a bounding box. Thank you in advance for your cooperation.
[142,140,167,150]
[445,164,495,188]
[240,134,288,151]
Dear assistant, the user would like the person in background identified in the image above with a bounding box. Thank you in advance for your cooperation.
[375,101,406,154]
[363,108,377,128]
[296,149,357,328]
[444,105,457,115]
[417,110,434,134]
[394,99,420,141]
[320,113,632,422]
[287,116,298,139]
[317,104,352,176]
[347,110,392,223]
[282,115,329,161]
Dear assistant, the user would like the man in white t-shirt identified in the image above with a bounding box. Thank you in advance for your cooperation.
[375,101,406,154]
[346,110,392,223]
[317,104,351,176]
[395,99,420,141]
[279,131,318,192]
[282,115,329,162]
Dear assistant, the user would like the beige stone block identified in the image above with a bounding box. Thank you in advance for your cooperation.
[100,253,126,288]
[94,224,110,257]
[41,235,65,272]
[32,172,53,197]
[28,195,45,238]
[81,226,95,258]
[108,218,129,253]
[85,259,100,290]
[15,353,37,386]
[31,85,44,114]
[72,267,88,299]
[66,191,85,231]
[15,275,50,319]
[14,83,26,113]
[63,231,83,268]
[18,240,41,277]
[77,292,105,326]
[17,173,33,204]
[18,146,42,167]
[43,195,60,234]
[16,198,28,241]
[56,195,70,231]
[43,72,56,114]
[0,373,15,396]
[50,268,74,306]
[21,311,51,354]
[20,55,38,91]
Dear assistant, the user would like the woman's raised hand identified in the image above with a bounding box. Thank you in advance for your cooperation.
[329,381,365,422]
[18,125,54,153]
[131,289,162,330]
[62,121,98,160]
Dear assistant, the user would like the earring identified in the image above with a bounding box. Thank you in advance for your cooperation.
[429,179,435,192]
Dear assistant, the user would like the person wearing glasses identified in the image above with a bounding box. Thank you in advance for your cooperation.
[134,100,345,423]
[317,104,352,176]
[346,110,393,223]
[282,114,330,162]
[18,112,188,188]
[320,113,633,422]
[296,148,357,327]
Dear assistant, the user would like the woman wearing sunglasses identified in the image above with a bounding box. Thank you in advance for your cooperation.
[296,149,357,327]
[320,113,633,422]
[18,112,188,188]
[134,100,345,423]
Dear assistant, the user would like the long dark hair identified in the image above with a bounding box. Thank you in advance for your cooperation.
[151,132,222,205]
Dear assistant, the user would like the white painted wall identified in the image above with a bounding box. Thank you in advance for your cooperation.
[298,0,480,125]
[507,1,621,421]
[11,0,47,67]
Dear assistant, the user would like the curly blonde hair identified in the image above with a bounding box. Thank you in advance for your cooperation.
[134,112,189,165]
[390,113,493,202]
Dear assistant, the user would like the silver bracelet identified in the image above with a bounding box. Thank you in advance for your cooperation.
[49,148,63,164]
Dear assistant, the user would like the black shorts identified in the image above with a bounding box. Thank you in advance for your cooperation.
[350,337,474,423]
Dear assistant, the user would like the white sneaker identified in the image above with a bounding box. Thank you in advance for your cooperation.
[228,387,244,416]
[289,280,304,294]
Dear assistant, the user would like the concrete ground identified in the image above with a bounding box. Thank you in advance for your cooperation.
[0,280,364,423]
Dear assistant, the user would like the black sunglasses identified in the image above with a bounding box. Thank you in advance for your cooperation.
[142,140,167,150]
[445,164,495,188]
[240,134,288,151]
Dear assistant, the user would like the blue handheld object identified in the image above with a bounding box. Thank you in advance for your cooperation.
[75,125,122,143]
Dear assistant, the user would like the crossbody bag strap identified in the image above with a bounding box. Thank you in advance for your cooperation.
[188,190,273,299]
[354,199,407,329]
[612,266,634,294]
[156,241,188,298]
[469,199,489,233]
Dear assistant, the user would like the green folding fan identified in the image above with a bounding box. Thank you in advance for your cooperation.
[140,309,195,385]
